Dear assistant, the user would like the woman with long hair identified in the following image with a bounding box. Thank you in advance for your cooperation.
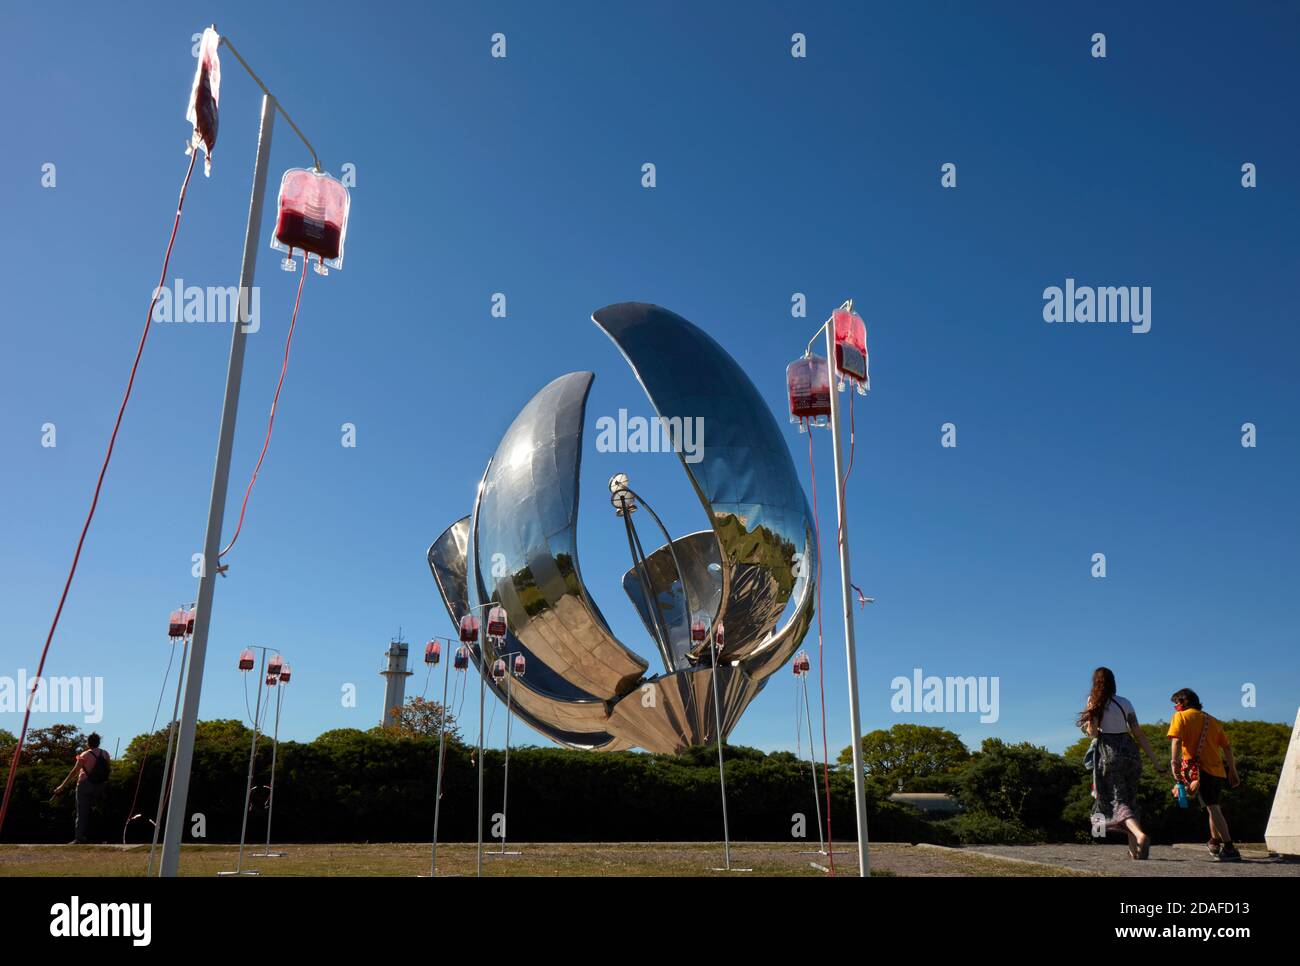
[1078,667,1162,859]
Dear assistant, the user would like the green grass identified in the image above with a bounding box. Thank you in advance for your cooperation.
[0,841,1096,877]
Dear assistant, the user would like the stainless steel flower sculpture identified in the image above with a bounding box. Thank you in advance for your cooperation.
[428,303,817,754]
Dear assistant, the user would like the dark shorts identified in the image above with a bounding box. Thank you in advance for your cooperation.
[1197,772,1225,806]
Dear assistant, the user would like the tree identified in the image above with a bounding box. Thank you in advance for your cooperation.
[22,724,84,763]
[383,697,460,741]
[955,738,1077,838]
[839,724,970,790]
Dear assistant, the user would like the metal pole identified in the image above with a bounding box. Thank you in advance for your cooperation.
[430,644,451,876]
[261,683,283,854]
[234,651,265,875]
[709,628,732,870]
[476,621,486,877]
[147,633,191,876]
[824,312,870,877]
[501,670,512,853]
[159,93,276,877]
[801,672,826,853]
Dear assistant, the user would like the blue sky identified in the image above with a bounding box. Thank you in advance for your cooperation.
[1,2,1297,762]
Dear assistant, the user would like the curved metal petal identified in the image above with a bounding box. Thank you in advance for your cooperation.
[592,303,817,678]
[473,371,649,701]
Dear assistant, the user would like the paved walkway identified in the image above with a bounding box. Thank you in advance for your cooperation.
[956,843,1299,877]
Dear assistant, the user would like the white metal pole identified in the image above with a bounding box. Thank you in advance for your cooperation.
[233,650,265,875]
[824,310,870,877]
[159,94,276,877]
[476,622,486,877]
[430,643,451,876]
[147,632,191,875]
[801,672,826,853]
[709,629,732,870]
[501,670,512,853]
[261,682,283,854]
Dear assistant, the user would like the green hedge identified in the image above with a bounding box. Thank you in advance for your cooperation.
[0,721,940,845]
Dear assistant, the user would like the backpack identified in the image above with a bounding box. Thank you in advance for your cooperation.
[85,748,110,784]
[1177,712,1212,794]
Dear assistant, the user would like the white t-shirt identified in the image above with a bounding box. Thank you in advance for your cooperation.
[1097,695,1136,734]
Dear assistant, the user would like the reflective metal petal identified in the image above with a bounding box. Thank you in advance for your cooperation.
[592,302,817,676]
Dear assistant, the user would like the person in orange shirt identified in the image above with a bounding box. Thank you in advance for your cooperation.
[1167,689,1241,862]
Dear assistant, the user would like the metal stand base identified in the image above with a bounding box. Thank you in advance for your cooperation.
[486,850,521,857]
[249,850,285,857]
[798,849,850,856]
[216,870,261,876]
[709,867,753,872]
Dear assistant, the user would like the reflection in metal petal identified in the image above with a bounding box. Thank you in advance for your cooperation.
[429,515,629,751]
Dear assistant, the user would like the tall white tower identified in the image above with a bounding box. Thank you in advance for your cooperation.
[380,637,413,729]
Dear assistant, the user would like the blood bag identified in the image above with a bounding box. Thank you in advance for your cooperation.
[486,605,508,642]
[238,648,255,672]
[513,654,526,677]
[265,673,278,687]
[267,654,283,677]
[168,608,186,640]
[279,664,292,684]
[458,614,480,644]
[713,622,725,650]
[690,615,709,643]
[491,659,507,683]
[185,27,221,177]
[271,169,351,275]
[454,646,470,671]
[184,606,196,637]
[832,308,869,394]
[786,354,831,431]
[425,640,442,665]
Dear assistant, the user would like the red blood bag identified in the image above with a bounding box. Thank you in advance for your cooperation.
[271,169,351,275]
[279,664,292,684]
[486,605,508,642]
[168,608,185,640]
[267,654,284,677]
[513,654,526,677]
[832,308,869,394]
[453,647,470,671]
[425,640,442,665]
[238,648,255,672]
[458,614,480,644]
[186,27,221,177]
[786,354,831,431]
[491,659,507,683]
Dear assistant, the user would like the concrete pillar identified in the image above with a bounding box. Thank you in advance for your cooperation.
[1265,705,1300,855]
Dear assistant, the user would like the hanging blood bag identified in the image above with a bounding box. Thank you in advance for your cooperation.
[271,169,351,275]
[425,640,442,665]
[185,27,221,177]
[168,608,186,640]
[238,648,255,671]
[832,308,869,393]
[786,354,831,431]
[486,605,508,642]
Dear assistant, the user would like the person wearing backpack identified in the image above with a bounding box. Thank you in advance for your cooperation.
[1078,667,1164,859]
[1168,689,1241,862]
[53,731,111,844]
